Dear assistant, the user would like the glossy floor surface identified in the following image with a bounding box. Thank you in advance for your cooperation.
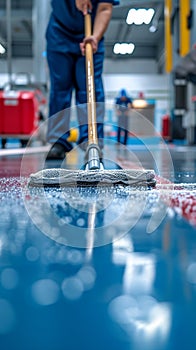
[0,142,196,350]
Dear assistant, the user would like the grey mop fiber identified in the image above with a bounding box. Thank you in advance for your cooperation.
[28,168,156,187]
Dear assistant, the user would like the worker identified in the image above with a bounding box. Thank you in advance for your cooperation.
[46,0,119,160]
[115,89,132,146]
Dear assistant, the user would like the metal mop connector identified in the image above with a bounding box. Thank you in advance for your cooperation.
[85,144,103,170]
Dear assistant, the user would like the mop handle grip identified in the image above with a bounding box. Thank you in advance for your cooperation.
[85,11,92,37]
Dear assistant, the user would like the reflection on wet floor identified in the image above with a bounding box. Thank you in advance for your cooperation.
[0,144,196,350]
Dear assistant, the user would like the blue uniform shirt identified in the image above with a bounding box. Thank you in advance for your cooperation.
[115,96,132,111]
[50,0,118,41]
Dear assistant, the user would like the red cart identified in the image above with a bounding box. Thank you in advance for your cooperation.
[0,87,47,148]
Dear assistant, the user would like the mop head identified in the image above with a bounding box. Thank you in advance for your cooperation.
[28,168,156,187]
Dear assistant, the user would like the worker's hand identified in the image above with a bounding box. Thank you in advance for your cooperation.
[75,0,92,15]
[80,35,98,55]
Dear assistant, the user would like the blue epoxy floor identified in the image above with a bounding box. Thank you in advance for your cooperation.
[0,143,196,350]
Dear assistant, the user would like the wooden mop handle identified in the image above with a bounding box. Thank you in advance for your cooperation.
[84,13,98,146]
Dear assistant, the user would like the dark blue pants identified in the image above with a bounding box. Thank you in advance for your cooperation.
[117,112,129,145]
[117,127,128,145]
[46,29,105,150]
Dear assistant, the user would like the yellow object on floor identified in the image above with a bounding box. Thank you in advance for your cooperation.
[67,128,78,143]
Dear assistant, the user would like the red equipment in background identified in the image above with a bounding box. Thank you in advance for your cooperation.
[0,90,39,135]
[0,81,47,148]
[162,114,171,141]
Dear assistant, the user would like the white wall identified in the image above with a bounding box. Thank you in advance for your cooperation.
[103,73,171,133]
[104,58,158,74]
[0,58,170,132]
[103,73,170,98]
[0,58,167,95]
[0,57,157,77]
[0,58,34,87]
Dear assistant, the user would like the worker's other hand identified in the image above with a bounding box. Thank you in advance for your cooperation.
[80,36,98,55]
[76,0,92,15]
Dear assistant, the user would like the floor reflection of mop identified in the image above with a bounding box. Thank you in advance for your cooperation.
[85,202,97,262]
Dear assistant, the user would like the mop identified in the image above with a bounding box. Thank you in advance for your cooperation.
[28,13,155,188]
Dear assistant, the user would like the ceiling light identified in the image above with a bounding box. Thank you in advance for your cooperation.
[149,19,158,33]
[113,43,135,55]
[0,43,6,54]
[132,92,148,108]
[126,8,155,25]
[149,24,157,33]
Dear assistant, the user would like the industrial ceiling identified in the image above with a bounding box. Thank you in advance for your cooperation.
[0,0,165,63]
